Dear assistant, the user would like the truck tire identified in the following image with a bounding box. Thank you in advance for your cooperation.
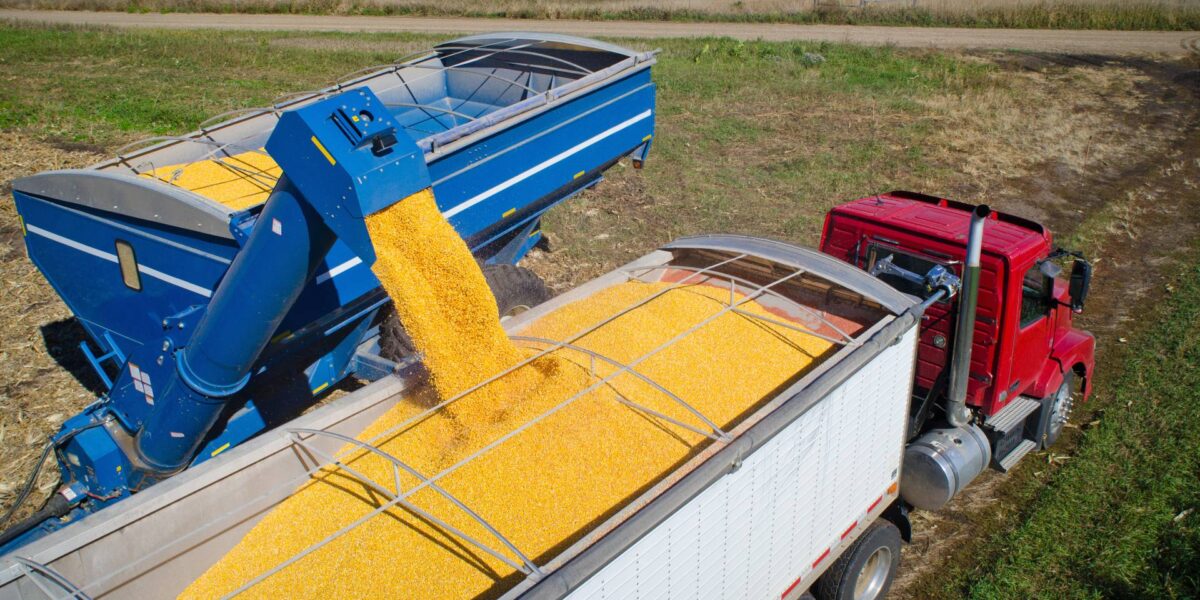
[814,520,901,600]
[1041,372,1075,448]
[378,264,551,361]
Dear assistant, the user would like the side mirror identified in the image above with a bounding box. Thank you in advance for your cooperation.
[1068,258,1092,312]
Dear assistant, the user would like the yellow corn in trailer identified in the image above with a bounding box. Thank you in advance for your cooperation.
[0,236,925,600]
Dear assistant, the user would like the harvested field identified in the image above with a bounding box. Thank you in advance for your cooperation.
[0,22,1198,596]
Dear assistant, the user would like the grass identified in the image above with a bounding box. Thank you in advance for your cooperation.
[945,256,1200,600]
[3,0,1200,31]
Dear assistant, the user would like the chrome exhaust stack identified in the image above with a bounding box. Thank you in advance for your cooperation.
[946,204,990,428]
[901,203,991,511]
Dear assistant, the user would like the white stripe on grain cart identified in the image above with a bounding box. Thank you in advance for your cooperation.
[442,109,653,219]
[26,224,213,298]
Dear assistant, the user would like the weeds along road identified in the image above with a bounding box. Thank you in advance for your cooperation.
[1,9,1198,55]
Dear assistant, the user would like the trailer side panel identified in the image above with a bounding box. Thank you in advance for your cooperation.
[564,326,917,600]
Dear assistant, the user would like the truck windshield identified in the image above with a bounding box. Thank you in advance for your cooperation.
[867,244,948,299]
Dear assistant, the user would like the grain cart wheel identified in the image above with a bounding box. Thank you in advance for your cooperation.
[378,265,551,360]
[815,520,901,600]
[482,264,553,320]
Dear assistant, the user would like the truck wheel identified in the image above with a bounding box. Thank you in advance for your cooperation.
[1042,372,1075,448]
[815,520,901,600]
[378,265,551,361]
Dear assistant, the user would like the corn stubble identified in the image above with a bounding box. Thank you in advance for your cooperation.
[182,190,832,599]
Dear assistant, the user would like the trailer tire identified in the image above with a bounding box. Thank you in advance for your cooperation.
[814,520,901,600]
[378,265,551,361]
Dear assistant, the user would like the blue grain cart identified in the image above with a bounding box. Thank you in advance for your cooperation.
[3,33,656,550]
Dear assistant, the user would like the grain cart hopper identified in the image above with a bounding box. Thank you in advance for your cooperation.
[2,33,656,550]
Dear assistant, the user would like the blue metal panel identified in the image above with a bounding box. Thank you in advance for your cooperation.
[266,87,431,263]
[13,192,236,351]
[431,69,656,240]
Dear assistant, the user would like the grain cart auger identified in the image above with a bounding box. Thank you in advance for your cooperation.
[1,89,422,548]
[142,90,424,472]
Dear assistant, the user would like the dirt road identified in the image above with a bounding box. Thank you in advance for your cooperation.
[2,9,1198,55]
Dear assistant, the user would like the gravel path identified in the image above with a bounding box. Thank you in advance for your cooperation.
[2,9,1198,55]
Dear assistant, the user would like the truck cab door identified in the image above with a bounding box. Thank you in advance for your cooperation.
[1008,263,1055,399]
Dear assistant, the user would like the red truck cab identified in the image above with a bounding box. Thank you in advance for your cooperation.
[820,191,1095,468]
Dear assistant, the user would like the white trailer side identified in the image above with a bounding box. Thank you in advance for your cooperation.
[553,324,915,600]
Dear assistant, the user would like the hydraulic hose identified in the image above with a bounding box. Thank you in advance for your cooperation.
[0,495,72,549]
[0,422,98,547]
[0,439,53,527]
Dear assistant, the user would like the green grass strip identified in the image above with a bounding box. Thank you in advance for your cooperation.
[964,260,1200,599]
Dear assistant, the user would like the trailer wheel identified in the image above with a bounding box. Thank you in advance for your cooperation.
[815,520,901,600]
[378,265,551,360]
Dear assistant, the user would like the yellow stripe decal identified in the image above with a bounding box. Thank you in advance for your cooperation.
[210,442,231,458]
[312,382,330,395]
[270,330,291,344]
[573,170,585,180]
[502,208,516,218]
[528,229,541,238]
[311,136,336,166]
[17,215,25,236]
[642,134,652,142]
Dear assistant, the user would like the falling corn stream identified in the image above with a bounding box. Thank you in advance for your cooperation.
[181,188,835,599]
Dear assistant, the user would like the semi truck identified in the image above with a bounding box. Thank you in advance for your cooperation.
[0,195,1094,600]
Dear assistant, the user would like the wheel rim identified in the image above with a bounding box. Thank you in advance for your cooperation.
[1048,382,1073,439]
[853,546,893,600]
[498,304,533,322]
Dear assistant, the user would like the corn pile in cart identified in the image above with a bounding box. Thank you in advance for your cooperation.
[175,191,848,598]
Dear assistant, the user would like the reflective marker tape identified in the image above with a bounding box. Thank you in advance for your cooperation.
[210,442,231,458]
[314,256,363,285]
[311,135,336,166]
[811,547,831,569]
